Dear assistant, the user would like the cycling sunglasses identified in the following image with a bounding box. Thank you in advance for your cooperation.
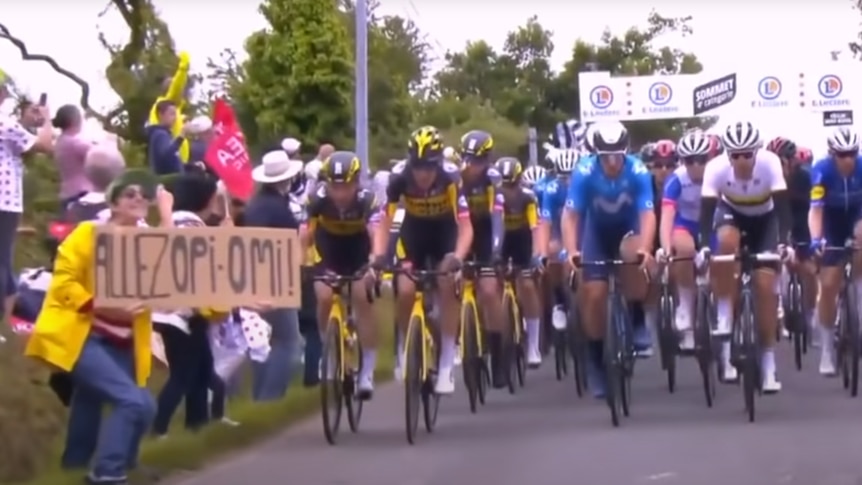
[729,151,755,160]
[833,150,858,159]
[682,155,710,166]
[649,161,676,170]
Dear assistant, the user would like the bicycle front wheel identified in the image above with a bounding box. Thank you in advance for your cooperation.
[846,286,860,397]
[659,291,676,393]
[739,294,758,423]
[503,291,520,395]
[694,287,716,408]
[321,320,344,445]
[404,318,424,444]
[461,300,481,413]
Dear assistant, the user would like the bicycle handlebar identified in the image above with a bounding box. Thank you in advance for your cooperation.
[709,252,781,263]
[312,271,378,303]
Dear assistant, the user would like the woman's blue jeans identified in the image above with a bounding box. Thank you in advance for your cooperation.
[251,308,300,401]
[61,334,156,481]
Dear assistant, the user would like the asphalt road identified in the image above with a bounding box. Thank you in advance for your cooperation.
[170,345,862,485]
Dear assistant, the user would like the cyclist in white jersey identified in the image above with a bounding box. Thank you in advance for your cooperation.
[696,121,792,392]
[658,130,710,350]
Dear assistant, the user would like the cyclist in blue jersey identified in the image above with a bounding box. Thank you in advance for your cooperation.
[809,127,862,377]
[562,121,657,398]
[536,148,579,329]
[657,131,710,350]
[522,165,547,191]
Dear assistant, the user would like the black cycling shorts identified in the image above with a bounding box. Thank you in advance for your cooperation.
[397,218,456,269]
[467,218,493,266]
[713,201,779,269]
[502,229,532,268]
[315,233,370,275]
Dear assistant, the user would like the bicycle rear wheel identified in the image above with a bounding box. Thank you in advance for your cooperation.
[461,301,481,413]
[694,287,716,408]
[321,321,343,445]
[846,286,860,397]
[404,318,423,444]
[345,339,363,433]
[423,325,441,432]
[565,289,586,397]
[503,291,519,395]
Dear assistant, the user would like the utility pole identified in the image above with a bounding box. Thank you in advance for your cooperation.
[355,0,370,180]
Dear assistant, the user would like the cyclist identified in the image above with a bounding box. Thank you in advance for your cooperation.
[562,121,656,398]
[459,129,508,388]
[303,151,380,396]
[808,127,862,377]
[374,126,472,394]
[658,131,710,350]
[537,148,579,334]
[696,121,790,391]
[496,157,543,366]
[549,118,587,152]
[522,165,547,191]
[767,137,816,340]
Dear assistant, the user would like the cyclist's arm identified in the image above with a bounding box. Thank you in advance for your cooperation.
[808,162,826,241]
[633,163,656,252]
[487,170,505,259]
[659,174,682,252]
[525,190,543,258]
[535,184,555,258]
[366,192,386,257]
[373,180,400,260]
[698,161,720,248]
[449,183,473,261]
[562,171,586,256]
[766,153,792,244]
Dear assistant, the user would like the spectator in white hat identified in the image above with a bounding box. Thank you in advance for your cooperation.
[242,150,305,401]
[281,137,301,159]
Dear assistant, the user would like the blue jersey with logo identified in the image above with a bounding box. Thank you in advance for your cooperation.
[565,154,654,225]
[809,155,862,212]
[539,177,569,236]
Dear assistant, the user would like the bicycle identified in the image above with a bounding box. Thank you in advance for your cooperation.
[500,261,531,392]
[564,277,587,397]
[390,266,454,444]
[823,242,861,396]
[708,247,781,423]
[571,256,642,427]
[459,261,489,413]
[693,267,717,408]
[545,260,570,381]
[315,271,376,445]
[783,243,811,371]
[656,255,694,394]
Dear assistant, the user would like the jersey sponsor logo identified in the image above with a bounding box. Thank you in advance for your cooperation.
[810,185,825,200]
[632,162,648,174]
[592,193,634,214]
[403,192,452,217]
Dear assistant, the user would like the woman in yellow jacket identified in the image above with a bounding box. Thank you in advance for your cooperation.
[25,169,172,485]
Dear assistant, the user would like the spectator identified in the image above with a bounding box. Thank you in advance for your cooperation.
[147,52,191,163]
[146,100,186,176]
[152,173,229,437]
[0,70,53,326]
[25,169,172,485]
[187,115,214,164]
[281,137,301,159]
[53,105,94,207]
[242,150,304,401]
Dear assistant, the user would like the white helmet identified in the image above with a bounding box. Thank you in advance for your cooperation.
[552,148,579,174]
[827,127,860,152]
[677,130,712,157]
[304,159,323,181]
[721,121,761,152]
[591,121,629,154]
[522,165,547,187]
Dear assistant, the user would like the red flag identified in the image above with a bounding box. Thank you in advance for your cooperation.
[212,98,238,135]
[204,123,254,201]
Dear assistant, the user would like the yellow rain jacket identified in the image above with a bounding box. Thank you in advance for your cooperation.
[24,222,154,387]
[148,51,192,163]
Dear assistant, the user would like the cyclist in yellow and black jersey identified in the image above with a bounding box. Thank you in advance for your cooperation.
[459,129,511,388]
[496,157,544,367]
[303,151,381,396]
[373,126,473,394]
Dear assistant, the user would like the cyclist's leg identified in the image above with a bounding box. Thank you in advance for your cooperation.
[747,213,781,392]
[547,238,569,331]
[711,203,742,380]
[343,238,377,393]
[579,214,614,398]
[790,223,818,342]
[670,221,698,349]
[313,237,338,337]
[817,212,851,376]
[508,229,542,366]
[433,222,460,394]
[471,220,508,388]
[618,225,656,354]
[393,221,421,380]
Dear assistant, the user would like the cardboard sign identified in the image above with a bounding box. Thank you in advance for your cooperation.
[578,66,862,122]
[93,226,302,310]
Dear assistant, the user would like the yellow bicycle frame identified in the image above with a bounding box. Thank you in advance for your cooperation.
[327,292,358,379]
[502,273,523,345]
[459,276,484,360]
[404,288,436,382]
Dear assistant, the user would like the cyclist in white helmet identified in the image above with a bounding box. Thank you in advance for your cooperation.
[808,126,862,377]
[522,165,547,189]
[697,121,790,391]
[657,130,711,350]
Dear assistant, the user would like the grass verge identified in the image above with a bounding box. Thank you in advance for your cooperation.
[13,297,394,485]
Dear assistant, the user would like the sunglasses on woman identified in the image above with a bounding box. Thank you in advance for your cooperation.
[682,155,710,166]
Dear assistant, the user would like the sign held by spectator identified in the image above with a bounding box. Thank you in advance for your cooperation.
[93,227,301,310]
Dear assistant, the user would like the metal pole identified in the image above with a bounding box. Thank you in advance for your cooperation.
[355,0,370,180]
[527,127,538,166]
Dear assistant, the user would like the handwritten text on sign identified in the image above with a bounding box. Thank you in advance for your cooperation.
[94,227,302,310]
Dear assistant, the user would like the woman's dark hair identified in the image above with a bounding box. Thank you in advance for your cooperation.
[167,173,218,214]
[52,104,81,130]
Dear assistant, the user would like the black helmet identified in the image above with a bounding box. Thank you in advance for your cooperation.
[322,151,362,183]
[459,130,494,163]
[407,126,445,165]
[494,157,523,183]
